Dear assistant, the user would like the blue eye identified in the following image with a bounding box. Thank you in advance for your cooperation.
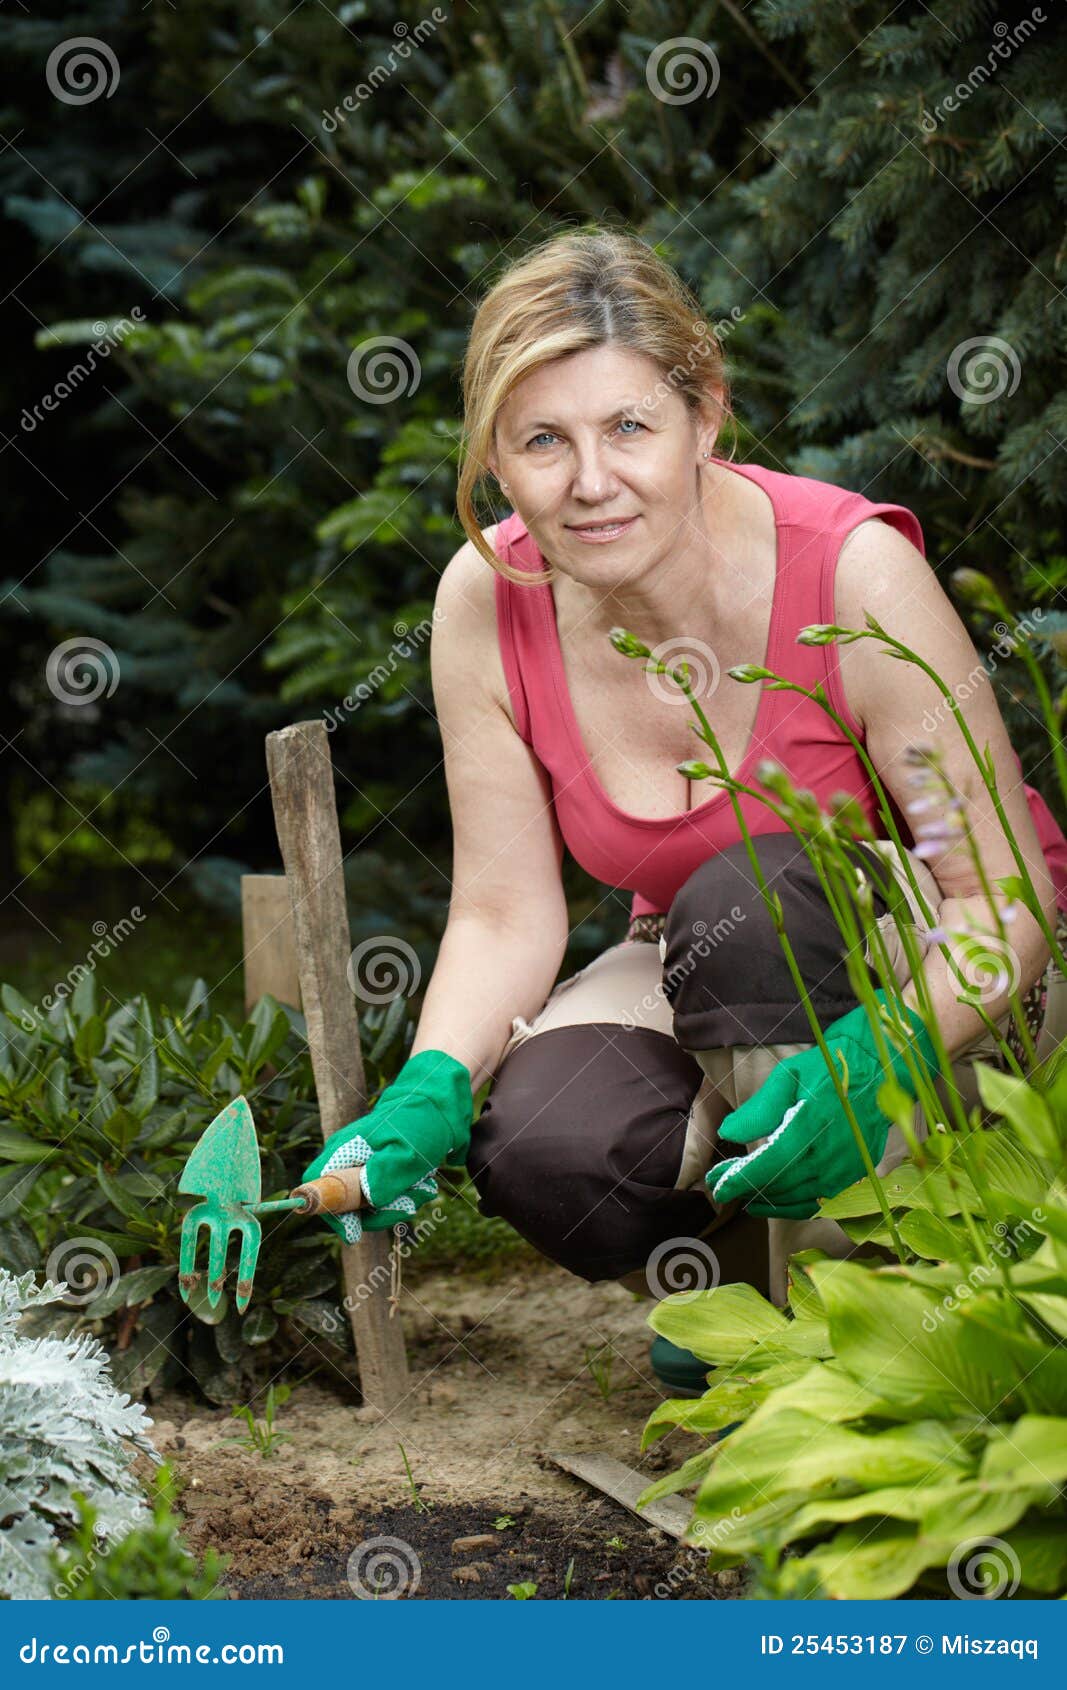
[618,417,644,435]
[529,432,557,448]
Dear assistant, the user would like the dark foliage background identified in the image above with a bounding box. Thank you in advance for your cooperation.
[2,0,1065,998]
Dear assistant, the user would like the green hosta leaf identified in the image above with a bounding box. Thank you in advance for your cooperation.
[956,1297,1067,1415]
[777,1519,934,1600]
[819,1156,978,1219]
[640,1358,807,1450]
[1008,1519,1067,1593]
[646,1283,813,1365]
[970,1130,1052,1211]
[919,1481,1048,1552]
[806,1260,1028,1418]
[697,1410,973,1519]
[636,1443,720,1509]
[898,1207,969,1261]
[975,1064,1060,1161]
[785,1251,828,1322]
[1018,1291,1067,1339]
[746,1360,902,1425]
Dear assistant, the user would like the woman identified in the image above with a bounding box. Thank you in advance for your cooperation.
[302,228,1067,1397]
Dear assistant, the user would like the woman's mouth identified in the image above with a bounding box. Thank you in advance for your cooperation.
[565,516,639,542]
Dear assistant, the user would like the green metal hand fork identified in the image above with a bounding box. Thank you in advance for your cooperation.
[177,1095,365,1314]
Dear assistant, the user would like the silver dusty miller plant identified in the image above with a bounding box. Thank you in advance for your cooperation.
[0,1268,161,1599]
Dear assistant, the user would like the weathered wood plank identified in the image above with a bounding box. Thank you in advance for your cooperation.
[265,720,408,1412]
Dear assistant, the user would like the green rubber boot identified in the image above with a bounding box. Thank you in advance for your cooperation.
[649,1334,710,1398]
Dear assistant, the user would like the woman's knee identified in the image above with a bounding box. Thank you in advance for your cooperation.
[466,1023,714,1282]
[662,834,891,1047]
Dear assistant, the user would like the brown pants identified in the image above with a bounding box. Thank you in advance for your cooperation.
[467,837,1067,1307]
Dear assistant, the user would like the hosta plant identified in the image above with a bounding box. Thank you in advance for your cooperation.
[638,1059,1067,1597]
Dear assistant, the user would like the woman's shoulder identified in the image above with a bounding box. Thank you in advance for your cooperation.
[433,524,517,726]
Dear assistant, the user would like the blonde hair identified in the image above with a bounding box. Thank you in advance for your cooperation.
[457,223,736,587]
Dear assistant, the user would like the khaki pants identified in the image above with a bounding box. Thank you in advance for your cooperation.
[470,841,1067,1307]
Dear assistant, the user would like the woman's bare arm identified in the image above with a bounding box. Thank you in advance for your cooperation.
[834,518,1057,1057]
[408,534,571,1095]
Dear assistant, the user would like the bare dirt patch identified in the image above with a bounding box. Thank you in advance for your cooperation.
[148,1257,737,1599]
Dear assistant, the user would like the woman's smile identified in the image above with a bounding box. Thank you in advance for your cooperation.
[564,514,640,542]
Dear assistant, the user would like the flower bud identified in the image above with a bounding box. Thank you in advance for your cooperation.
[950,569,1004,616]
[728,663,774,683]
[608,627,651,659]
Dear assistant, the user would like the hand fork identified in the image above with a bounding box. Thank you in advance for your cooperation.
[177,1095,365,1314]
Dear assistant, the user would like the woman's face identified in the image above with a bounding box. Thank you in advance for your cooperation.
[489,344,719,586]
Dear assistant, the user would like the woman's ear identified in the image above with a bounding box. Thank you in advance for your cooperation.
[696,390,725,459]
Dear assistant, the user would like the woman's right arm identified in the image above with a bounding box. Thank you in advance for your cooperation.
[407,533,571,1097]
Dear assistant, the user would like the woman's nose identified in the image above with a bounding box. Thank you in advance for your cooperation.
[570,438,619,501]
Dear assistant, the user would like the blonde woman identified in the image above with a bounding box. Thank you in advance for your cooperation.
[301,228,1067,1397]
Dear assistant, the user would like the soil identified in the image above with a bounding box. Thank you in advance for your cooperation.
[147,1256,741,1600]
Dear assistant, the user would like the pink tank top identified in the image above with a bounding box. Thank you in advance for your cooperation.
[493,457,1067,919]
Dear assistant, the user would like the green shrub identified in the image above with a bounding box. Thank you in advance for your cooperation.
[52,1464,227,1600]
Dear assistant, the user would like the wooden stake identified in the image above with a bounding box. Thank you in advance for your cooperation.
[240,875,301,1014]
[265,720,409,1412]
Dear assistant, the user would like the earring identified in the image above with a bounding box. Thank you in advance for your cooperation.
[500,480,509,489]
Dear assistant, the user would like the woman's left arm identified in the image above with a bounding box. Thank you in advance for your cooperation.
[834,519,1058,1060]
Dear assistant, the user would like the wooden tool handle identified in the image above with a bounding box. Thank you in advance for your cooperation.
[289,1167,365,1215]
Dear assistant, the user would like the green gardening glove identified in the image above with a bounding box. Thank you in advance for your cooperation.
[707,992,938,1220]
[300,1049,473,1244]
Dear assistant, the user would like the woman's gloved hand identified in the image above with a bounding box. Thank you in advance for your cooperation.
[300,1049,473,1244]
[707,992,938,1219]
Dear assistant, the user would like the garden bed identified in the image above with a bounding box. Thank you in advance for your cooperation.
[148,1257,736,1600]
